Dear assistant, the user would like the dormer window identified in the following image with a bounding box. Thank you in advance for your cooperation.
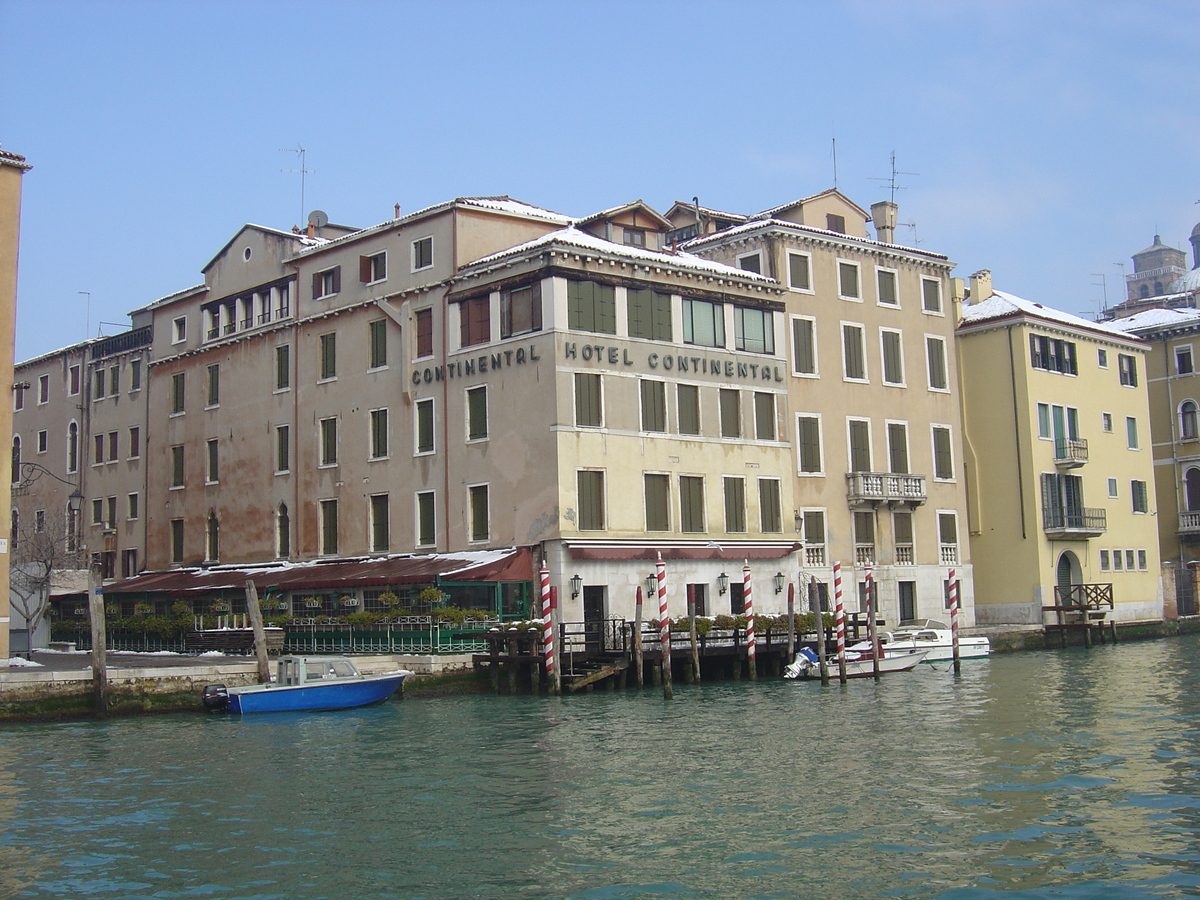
[623,228,645,247]
[826,213,846,234]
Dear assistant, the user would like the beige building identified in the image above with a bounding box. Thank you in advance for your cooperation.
[957,271,1162,625]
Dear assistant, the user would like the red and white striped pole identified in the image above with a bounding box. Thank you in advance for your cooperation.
[744,561,756,680]
[949,568,961,674]
[656,553,672,699]
[833,560,847,683]
[540,566,557,694]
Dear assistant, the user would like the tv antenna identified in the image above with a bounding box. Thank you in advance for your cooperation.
[830,128,838,189]
[280,146,313,228]
[900,222,922,246]
[868,151,918,204]
[78,291,90,342]
[1090,272,1108,315]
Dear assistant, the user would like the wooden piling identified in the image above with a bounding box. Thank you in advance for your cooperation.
[633,586,644,688]
[244,580,272,684]
[687,584,701,685]
[810,576,829,685]
[87,562,107,718]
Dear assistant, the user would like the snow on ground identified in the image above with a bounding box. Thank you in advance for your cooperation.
[6,657,44,667]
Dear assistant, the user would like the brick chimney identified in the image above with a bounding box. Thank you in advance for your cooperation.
[969,269,993,305]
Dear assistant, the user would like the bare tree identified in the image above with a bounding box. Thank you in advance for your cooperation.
[9,494,86,648]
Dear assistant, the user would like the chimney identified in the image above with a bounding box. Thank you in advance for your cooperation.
[871,201,897,244]
[306,221,315,239]
[969,269,993,305]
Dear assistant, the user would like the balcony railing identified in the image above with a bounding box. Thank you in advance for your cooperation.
[1053,438,1088,468]
[939,544,959,565]
[1179,511,1200,538]
[804,546,826,567]
[894,545,914,565]
[1043,507,1107,537]
[855,544,875,566]
[846,472,927,507]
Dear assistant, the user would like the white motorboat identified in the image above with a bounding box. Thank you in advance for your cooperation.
[784,646,929,679]
[845,619,990,663]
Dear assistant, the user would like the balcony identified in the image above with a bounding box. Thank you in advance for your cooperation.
[846,472,927,508]
[1053,438,1088,468]
[804,545,826,567]
[895,545,914,565]
[1179,511,1200,541]
[1043,507,1107,538]
[940,544,959,565]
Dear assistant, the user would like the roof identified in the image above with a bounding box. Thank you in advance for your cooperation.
[754,188,870,222]
[132,282,207,315]
[960,289,1143,342]
[1133,234,1183,258]
[665,201,749,224]
[1170,268,1200,293]
[683,216,950,263]
[91,548,536,597]
[1114,307,1200,333]
[0,148,31,171]
[201,223,313,274]
[462,226,778,283]
[574,200,670,229]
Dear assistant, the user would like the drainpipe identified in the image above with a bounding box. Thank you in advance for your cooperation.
[441,207,457,552]
[1007,326,1027,539]
[287,264,301,557]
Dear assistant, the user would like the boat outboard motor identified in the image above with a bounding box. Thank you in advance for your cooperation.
[202,684,230,712]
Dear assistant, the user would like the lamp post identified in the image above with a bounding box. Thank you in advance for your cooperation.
[717,572,729,595]
[773,572,785,594]
[570,574,582,599]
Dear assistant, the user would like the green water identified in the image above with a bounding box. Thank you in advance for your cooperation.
[2,636,1200,899]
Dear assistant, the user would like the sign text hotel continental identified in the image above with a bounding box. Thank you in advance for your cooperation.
[411,339,786,385]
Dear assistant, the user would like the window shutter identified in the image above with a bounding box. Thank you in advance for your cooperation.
[888,423,908,474]
[850,420,871,472]
[312,272,321,299]
[331,267,341,294]
[793,318,815,374]
[360,256,372,283]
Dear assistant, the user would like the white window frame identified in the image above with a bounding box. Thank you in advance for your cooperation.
[921,277,944,315]
[786,251,813,293]
[1102,411,1113,433]
[1177,344,1194,376]
[885,418,910,475]
[1107,477,1118,498]
[467,481,490,544]
[931,423,955,482]
[880,327,906,386]
[1099,549,1110,571]
[36,430,47,454]
[790,314,818,378]
[315,267,339,300]
[412,235,434,272]
[841,321,868,383]
[925,334,949,392]
[68,364,80,397]
[415,398,435,456]
[369,407,389,461]
[847,416,873,473]
[736,251,763,274]
[364,250,387,285]
[128,492,139,521]
[837,259,862,301]
[319,416,339,468]
[1098,348,1109,369]
[875,266,900,307]
[172,316,187,344]
[415,490,437,547]
[37,374,49,405]
[795,412,824,476]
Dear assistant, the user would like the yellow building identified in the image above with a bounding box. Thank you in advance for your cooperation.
[957,271,1162,625]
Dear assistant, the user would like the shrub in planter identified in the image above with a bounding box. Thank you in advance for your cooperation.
[713,614,738,631]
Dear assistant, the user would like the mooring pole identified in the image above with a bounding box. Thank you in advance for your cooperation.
[633,585,645,688]
[833,561,848,684]
[949,568,961,675]
[87,561,108,718]
[687,583,701,685]
[549,585,562,695]
[786,581,796,663]
[810,576,829,685]
[866,565,881,681]
[656,554,673,700]
[744,562,756,681]
[244,579,271,684]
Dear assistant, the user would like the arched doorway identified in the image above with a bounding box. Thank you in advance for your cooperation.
[1186,468,1200,512]
[1056,550,1081,605]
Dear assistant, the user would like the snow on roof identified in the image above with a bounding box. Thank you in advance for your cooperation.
[961,290,1140,340]
[667,201,748,223]
[1111,307,1200,333]
[462,226,777,283]
[683,216,949,262]
[458,196,572,225]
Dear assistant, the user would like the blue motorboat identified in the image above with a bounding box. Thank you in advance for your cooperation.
[202,656,412,714]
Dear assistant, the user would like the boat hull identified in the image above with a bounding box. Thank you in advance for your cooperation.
[228,673,407,714]
[785,649,928,680]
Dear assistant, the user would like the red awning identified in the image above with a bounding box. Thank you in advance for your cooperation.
[566,542,800,562]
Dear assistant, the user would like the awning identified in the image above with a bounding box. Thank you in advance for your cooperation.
[565,540,801,562]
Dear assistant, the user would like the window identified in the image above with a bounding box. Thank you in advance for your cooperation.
[67,422,78,473]
[577,470,605,530]
[1126,549,1136,571]
[1139,549,1148,571]
[1118,354,1138,387]
[735,307,774,354]
[797,415,823,474]
[36,430,46,454]
[360,251,387,284]
[205,439,218,483]
[416,491,436,546]
[679,475,705,533]
[623,228,645,247]
[792,316,817,376]
[887,422,909,474]
[1102,412,1113,433]
[826,213,846,233]
[855,511,875,558]
[91,498,103,527]
[787,252,811,291]
[128,426,140,459]
[1132,479,1149,513]
[1100,549,1110,571]
[1108,477,1119,498]
[627,288,671,341]
[737,252,762,274]
[838,261,861,299]
[723,476,746,533]
[754,392,776,441]
[644,474,670,531]
[877,269,898,306]
[370,494,389,553]
[275,345,290,391]
[320,417,338,466]
[415,308,433,358]
[206,512,219,562]
[1030,335,1077,375]
[413,236,433,271]
[170,519,184,564]
[802,510,826,564]
[13,382,22,410]
[277,504,290,557]
[313,266,341,299]
[1177,346,1194,375]
[170,372,185,414]
[1183,401,1199,439]
[1098,348,1109,368]
[938,512,958,555]
[277,283,290,318]
[683,298,725,348]
[370,408,388,459]
[109,365,118,396]
[459,296,491,347]
[894,511,914,564]
[319,499,338,554]
[416,399,434,453]
[172,317,187,343]
[932,426,954,480]
[758,478,782,533]
[843,324,866,380]
[368,319,388,369]
[128,492,139,520]
[1127,416,1139,449]
[678,384,700,435]
[68,365,80,396]
[881,329,905,385]
[921,278,942,313]
[1112,548,1123,571]
[567,280,616,334]
[7,436,17,480]
[205,364,219,407]
[575,373,602,427]
[93,368,105,400]
[502,283,543,339]
[107,431,117,463]
[319,333,337,380]
[37,373,48,404]
[640,379,667,433]
[849,418,872,472]
[469,484,489,542]
[466,386,488,441]
[93,433,103,465]
[926,336,948,390]
[275,425,290,473]
[170,445,184,488]
[719,389,741,438]
[129,359,141,391]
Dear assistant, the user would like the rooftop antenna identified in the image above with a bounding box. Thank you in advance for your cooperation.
[900,222,922,246]
[830,128,838,189]
[78,291,90,342]
[868,151,919,204]
[1090,272,1108,316]
[279,146,313,228]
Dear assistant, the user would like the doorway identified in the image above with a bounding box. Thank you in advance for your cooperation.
[582,585,606,651]
[687,584,708,617]
[899,581,916,622]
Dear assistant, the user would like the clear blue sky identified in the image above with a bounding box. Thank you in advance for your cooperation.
[3,0,1197,361]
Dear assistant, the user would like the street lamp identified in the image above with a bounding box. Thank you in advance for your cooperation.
[774,572,786,594]
[646,573,658,596]
[570,574,582,598]
[717,572,729,595]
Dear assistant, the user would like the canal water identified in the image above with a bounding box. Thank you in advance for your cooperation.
[2,636,1200,900]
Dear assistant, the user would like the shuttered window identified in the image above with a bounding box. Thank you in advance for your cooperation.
[467,387,487,440]
[792,317,816,375]
[575,373,602,427]
[933,426,954,479]
[416,399,434,454]
[645,474,670,531]
[415,309,433,358]
[797,416,822,473]
[568,280,616,334]
[735,307,774,354]
[887,422,909,474]
[680,476,705,533]
[881,330,904,384]
[683,298,725,348]
[926,337,948,390]
[719,389,740,438]
[275,345,290,390]
[320,417,338,466]
[319,333,336,380]
[459,296,491,347]
[877,269,898,305]
[319,499,338,554]
[839,262,860,298]
[369,320,387,369]
[724,477,746,533]
[577,471,605,530]
[788,252,810,290]
[417,491,436,546]
[677,384,700,435]
[849,419,871,472]
[754,392,776,440]
[758,479,782,533]
[843,324,866,380]
[640,380,666,432]
[501,282,542,339]
[627,288,672,341]
[469,485,489,542]
[370,494,389,552]
[370,409,388,459]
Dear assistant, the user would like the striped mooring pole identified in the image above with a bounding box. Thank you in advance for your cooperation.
[540,566,558,695]
[833,560,847,683]
[744,561,756,681]
[656,553,672,700]
[949,568,961,675]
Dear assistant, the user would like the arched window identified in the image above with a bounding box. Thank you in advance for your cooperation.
[1186,467,1200,512]
[10,509,17,550]
[1155,281,1164,295]
[67,421,78,474]
[205,512,219,562]
[1140,284,1150,299]
[11,436,20,483]
[276,503,290,558]
[1183,401,1199,439]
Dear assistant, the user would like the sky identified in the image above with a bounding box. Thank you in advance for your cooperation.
[2,0,1198,362]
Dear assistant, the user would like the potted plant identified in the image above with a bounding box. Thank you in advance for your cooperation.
[303,597,321,609]
[340,595,359,607]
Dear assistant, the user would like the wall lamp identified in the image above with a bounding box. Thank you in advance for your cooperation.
[773,572,786,594]
[717,572,729,595]
[570,574,582,599]
[646,573,658,596]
